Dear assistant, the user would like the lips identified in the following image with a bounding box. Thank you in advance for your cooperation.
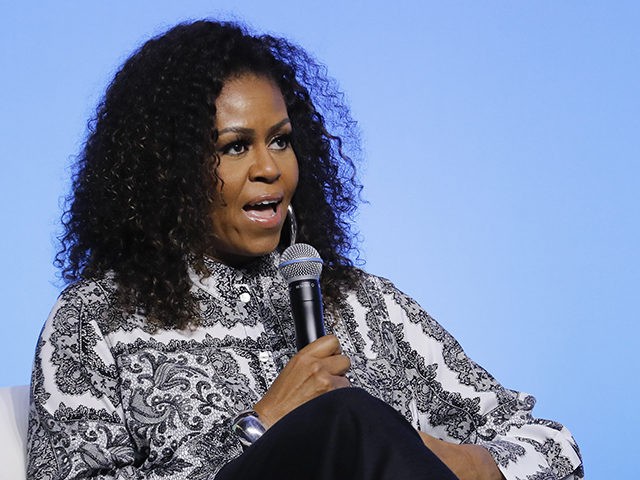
[242,195,284,225]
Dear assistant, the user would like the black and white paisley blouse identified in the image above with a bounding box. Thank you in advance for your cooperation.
[27,254,583,480]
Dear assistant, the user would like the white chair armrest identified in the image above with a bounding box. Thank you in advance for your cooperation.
[0,385,30,480]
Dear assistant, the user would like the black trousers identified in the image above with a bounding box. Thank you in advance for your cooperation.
[217,388,459,480]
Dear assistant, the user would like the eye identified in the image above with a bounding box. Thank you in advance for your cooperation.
[221,140,249,156]
[269,134,291,151]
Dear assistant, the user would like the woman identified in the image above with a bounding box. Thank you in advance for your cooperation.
[27,20,583,480]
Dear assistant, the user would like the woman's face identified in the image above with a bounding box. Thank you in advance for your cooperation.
[208,74,299,265]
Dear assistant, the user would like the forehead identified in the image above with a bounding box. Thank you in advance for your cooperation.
[215,74,287,126]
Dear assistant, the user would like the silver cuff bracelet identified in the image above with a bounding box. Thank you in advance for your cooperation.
[231,409,266,448]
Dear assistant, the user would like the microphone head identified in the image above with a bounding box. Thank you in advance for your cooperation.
[279,243,323,283]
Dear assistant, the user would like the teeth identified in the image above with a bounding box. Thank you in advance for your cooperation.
[249,200,279,207]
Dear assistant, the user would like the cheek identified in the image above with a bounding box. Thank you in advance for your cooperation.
[208,207,225,237]
[290,172,299,194]
[288,159,300,193]
[209,193,236,232]
[213,167,245,206]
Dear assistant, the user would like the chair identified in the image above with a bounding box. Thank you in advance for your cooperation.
[0,385,29,480]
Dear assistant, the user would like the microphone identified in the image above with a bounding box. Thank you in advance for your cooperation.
[278,243,325,350]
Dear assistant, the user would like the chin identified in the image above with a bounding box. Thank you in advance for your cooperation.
[214,237,282,266]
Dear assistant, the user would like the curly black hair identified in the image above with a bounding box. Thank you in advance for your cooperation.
[56,20,362,328]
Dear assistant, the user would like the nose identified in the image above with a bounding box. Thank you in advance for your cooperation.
[249,146,281,183]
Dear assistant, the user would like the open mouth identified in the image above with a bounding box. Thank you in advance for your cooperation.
[243,199,282,220]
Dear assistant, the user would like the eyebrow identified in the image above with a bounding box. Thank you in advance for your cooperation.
[216,118,291,138]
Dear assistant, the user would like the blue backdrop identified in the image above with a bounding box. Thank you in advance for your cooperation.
[2,2,638,477]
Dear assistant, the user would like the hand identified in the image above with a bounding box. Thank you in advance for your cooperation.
[253,334,351,428]
[419,432,505,480]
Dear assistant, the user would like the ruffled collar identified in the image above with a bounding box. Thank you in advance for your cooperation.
[189,252,283,295]
[201,252,280,278]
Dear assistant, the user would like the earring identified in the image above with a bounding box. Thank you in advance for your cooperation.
[287,204,298,246]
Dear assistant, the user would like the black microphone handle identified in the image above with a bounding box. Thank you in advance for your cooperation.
[288,278,325,350]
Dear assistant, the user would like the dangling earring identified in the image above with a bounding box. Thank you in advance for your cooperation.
[287,204,298,246]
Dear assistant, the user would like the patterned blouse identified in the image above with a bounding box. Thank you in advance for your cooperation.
[27,254,583,480]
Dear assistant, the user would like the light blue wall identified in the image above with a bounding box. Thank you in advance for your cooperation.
[2,2,638,477]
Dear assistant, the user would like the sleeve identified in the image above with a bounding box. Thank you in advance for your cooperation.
[375,277,584,480]
[26,283,243,480]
